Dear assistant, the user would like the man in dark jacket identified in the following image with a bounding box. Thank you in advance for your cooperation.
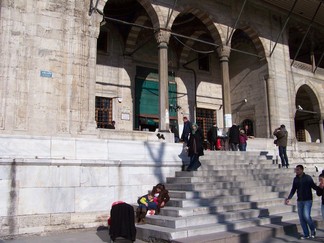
[273,124,289,168]
[285,165,317,239]
[228,123,240,151]
[207,123,218,150]
[181,116,192,145]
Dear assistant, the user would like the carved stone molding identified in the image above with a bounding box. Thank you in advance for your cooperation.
[217,45,231,61]
[155,30,171,45]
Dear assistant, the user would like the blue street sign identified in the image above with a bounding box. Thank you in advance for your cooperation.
[40,70,53,78]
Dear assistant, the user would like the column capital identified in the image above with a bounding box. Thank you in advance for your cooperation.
[155,29,171,45]
[217,45,231,62]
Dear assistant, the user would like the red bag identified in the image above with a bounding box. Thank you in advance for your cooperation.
[216,138,222,150]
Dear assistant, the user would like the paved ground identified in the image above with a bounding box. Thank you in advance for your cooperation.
[0,227,146,243]
[1,226,324,243]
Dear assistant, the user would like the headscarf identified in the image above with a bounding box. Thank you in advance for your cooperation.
[192,123,198,134]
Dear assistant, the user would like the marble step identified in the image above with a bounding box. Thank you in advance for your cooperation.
[136,215,283,242]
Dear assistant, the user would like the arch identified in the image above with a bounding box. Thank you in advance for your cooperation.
[137,0,162,29]
[230,26,266,59]
[179,30,209,64]
[295,84,321,142]
[295,82,322,113]
[124,15,151,55]
[168,6,223,45]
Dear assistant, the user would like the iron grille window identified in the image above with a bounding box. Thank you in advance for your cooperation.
[95,97,112,128]
[196,108,216,139]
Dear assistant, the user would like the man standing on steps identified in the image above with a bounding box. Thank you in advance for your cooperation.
[181,116,192,145]
[285,164,318,239]
[273,124,289,168]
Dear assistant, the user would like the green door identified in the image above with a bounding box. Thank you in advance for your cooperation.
[135,75,177,131]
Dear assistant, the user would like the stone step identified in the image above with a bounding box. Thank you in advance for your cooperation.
[168,185,290,199]
[159,197,293,217]
[167,192,283,208]
[135,150,322,242]
[166,174,292,184]
[165,179,292,191]
[175,168,292,177]
[136,215,283,241]
[171,217,324,243]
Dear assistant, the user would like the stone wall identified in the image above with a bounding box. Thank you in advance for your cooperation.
[0,135,185,237]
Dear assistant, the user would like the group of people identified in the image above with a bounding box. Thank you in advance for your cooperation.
[135,183,170,223]
[228,123,249,151]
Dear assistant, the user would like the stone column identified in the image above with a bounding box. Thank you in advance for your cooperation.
[265,75,276,137]
[319,119,324,143]
[155,30,170,132]
[218,46,232,129]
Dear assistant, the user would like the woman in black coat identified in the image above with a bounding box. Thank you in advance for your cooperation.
[186,123,204,171]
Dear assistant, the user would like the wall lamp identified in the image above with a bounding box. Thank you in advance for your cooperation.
[296,105,317,114]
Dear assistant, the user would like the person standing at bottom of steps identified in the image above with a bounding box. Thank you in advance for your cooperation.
[316,170,324,220]
[285,164,318,239]
[186,123,204,171]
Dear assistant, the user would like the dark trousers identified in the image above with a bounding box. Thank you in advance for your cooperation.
[187,154,201,171]
[278,146,289,167]
[210,140,216,150]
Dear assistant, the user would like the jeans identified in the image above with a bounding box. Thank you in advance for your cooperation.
[239,143,247,151]
[297,200,316,237]
[187,154,201,171]
[278,146,289,167]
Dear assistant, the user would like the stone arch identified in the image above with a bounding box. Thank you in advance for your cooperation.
[179,30,211,64]
[137,0,162,29]
[123,1,167,55]
[230,26,266,59]
[295,84,322,142]
[97,0,161,29]
[295,83,321,113]
[124,15,151,55]
[168,6,223,45]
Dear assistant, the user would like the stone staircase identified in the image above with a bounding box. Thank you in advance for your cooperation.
[135,151,322,242]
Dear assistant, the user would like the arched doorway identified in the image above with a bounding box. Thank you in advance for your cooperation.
[229,28,268,138]
[295,85,321,142]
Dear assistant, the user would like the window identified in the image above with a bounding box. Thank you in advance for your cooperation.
[95,97,112,128]
[198,54,209,71]
[196,108,216,149]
